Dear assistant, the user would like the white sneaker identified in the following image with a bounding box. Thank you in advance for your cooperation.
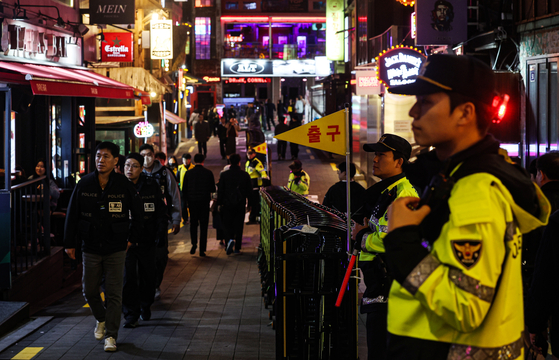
[104,337,117,352]
[94,321,105,340]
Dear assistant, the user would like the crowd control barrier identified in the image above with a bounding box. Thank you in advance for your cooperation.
[259,186,358,360]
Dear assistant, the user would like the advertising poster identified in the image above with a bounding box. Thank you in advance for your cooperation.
[415,0,467,45]
[101,32,133,62]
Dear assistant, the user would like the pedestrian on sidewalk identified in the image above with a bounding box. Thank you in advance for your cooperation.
[217,153,252,255]
[265,98,276,131]
[289,99,302,160]
[218,117,228,160]
[64,141,144,352]
[287,160,310,195]
[226,118,240,157]
[277,99,286,125]
[139,144,182,301]
[275,119,289,161]
[182,153,216,257]
[194,113,211,156]
[122,153,168,328]
[323,161,366,217]
[176,153,194,224]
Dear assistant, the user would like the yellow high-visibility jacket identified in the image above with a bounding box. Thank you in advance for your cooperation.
[385,170,550,359]
[288,170,310,195]
[245,157,268,187]
[359,176,418,262]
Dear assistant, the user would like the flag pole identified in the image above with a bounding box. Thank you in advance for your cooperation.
[336,104,356,308]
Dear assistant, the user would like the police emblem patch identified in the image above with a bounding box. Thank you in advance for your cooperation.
[451,240,482,269]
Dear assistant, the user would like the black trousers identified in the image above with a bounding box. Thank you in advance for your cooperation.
[122,245,156,322]
[249,188,261,222]
[181,198,189,222]
[277,140,287,159]
[266,113,275,129]
[198,141,207,156]
[290,142,299,159]
[219,138,227,158]
[222,207,245,251]
[155,234,168,289]
[366,305,388,360]
[189,201,210,253]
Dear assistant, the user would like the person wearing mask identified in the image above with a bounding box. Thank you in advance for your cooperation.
[381,54,550,359]
[322,162,366,217]
[216,153,252,255]
[245,149,268,225]
[167,156,178,177]
[29,158,60,212]
[287,160,309,195]
[139,144,181,301]
[64,141,143,352]
[350,135,418,360]
[121,153,168,328]
[182,154,216,257]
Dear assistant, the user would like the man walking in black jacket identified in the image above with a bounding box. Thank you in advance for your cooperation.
[64,142,143,352]
[216,153,252,255]
[122,153,168,328]
[182,154,216,256]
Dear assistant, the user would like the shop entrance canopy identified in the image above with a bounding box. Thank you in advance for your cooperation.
[164,110,186,124]
[0,62,136,99]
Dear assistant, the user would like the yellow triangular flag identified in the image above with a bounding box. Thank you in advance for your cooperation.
[275,110,346,155]
[252,142,267,154]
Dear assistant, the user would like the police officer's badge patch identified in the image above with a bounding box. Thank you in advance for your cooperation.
[451,240,482,269]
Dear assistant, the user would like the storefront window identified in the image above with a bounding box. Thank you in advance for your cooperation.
[225,2,239,9]
[195,17,211,60]
[243,2,256,9]
[96,130,126,155]
[196,0,214,6]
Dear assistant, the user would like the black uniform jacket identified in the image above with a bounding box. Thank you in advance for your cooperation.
[134,173,169,247]
[64,170,143,254]
[216,165,252,210]
[182,165,216,205]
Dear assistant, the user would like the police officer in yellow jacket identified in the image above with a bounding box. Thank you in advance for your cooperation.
[287,159,310,195]
[382,54,550,359]
[246,148,268,224]
[351,134,418,360]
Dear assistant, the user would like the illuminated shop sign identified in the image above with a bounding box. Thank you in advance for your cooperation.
[134,121,155,138]
[221,59,332,77]
[226,34,243,43]
[376,46,425,88]
[203,76,221,82]
[150,20,173,59]
[101,32,133,62]
[411,12,416,39]
[89,0,135,25]
[326,0,344,61]
[224,78,271,84]
[355,70,381,95]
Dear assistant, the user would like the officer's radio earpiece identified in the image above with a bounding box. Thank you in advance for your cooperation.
[491,93,510,124]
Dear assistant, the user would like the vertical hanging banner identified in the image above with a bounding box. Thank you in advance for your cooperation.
[101,33,133,62]
[415,0,467,46]
[151,20,173,59]
[326,0,344,61]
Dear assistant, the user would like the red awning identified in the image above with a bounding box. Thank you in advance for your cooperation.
[135,89,152,105]
[0,62,136,99]
[164,110,186,124]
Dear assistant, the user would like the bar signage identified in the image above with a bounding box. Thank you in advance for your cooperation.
[101,32,133,62]
[134,121,154,138]
[221,59,332,77]
[150,20,173,60]
[90,0,135,25]
[377,46,425,88]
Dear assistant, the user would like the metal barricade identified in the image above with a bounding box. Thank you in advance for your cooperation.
[259,186,358,360]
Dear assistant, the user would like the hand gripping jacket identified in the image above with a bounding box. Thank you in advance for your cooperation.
[287,170,310,195]
[383,139,551,360]
[245,157,268,187]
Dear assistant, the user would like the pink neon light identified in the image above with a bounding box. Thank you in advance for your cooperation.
[221,16,326,23]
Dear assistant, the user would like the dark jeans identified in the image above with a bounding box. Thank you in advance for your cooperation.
[122,245,156,322]
[189,201,210,253]
[290,142,299,159]
[155,234,168,289]
[181,198,189,222]
[266,113,275,129]
[277,140,287,159]
[366,305,388,360]
[82,251,126,340]
[198,141,207,156]
[222,206,245,251]
[219,138,227,159]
